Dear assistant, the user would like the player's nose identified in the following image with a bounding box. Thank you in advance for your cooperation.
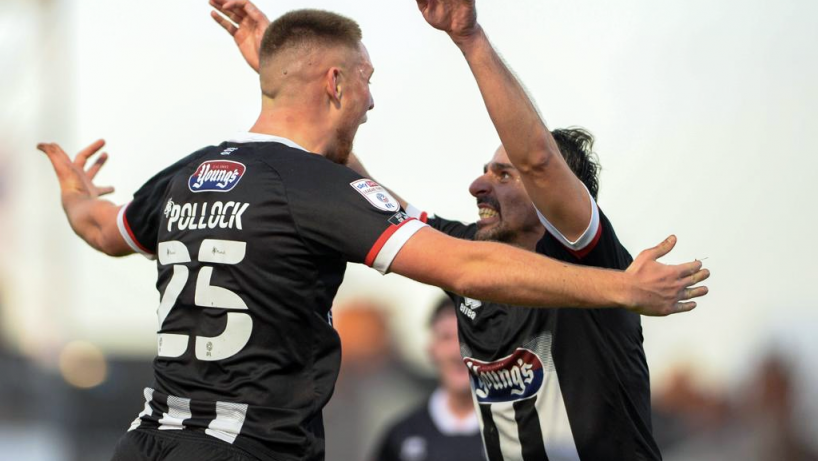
[469,173,492,198]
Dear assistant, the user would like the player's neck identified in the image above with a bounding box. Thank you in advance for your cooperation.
[250,103,335,158]
[446,389,475,419]
[514,226,546,252]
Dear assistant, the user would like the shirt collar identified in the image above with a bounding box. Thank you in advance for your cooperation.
[428,388,480,436]
[226,132,309,152]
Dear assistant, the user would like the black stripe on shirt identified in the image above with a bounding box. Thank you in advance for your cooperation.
[514,396,550,461]
[479,404,505,461]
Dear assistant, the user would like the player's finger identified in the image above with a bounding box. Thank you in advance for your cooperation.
[86,152,109,180]
[243,1,268,24]
[223,0,248,10]
[643,235,677,261]
[222,0,249,22]
[37,142,69,159]
[211,10,238,35]
[74,139,106,169]
[675,260,703,278]
[211,2,244,26]
[679,286,708,301]
[673,301,697,314]
[36,142,73,176]
[681,268,710,287]
[96,186,115,196]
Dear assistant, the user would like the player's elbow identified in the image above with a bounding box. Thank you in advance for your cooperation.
[513,138,557,176]
[95,227,134,257]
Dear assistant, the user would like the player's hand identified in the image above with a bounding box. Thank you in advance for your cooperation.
[415,0,479,45]
[624,235,710,316]
[210,0,270,73]
[37,140,115,203]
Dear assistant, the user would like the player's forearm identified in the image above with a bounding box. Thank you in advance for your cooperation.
[454,27,558,173]
[62,195,130,256]
[451,241,631,309]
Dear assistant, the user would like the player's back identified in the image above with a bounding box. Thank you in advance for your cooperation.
[117,133,426,461]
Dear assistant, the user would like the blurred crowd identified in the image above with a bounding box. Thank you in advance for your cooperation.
[1,294,817,461]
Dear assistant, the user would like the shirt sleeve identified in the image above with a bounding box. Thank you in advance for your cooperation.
[405,203,477,240]
[117,148,209,259]
[279,156,427,274]
[534,184,602,259]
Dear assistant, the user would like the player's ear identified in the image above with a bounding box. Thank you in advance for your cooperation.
[326,67,342,108]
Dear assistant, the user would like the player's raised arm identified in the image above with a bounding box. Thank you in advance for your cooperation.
[37,140,133,257]
[415,0,591,243]
[211,0,269,72]
[390,230,709,317]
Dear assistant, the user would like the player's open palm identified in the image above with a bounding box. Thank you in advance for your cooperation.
[37,140,114,202]
[211,0,270,72]
[625,235,710,316]
[416,0,478,43]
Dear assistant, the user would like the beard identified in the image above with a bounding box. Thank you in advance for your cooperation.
[473,196,544,246]
[326,123,358,165]
[475,222,518,244]
[474,196,517,243]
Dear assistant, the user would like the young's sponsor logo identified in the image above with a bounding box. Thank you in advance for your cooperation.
[464,348,544,403]
[350,178,398,212]
[188,160,246,193]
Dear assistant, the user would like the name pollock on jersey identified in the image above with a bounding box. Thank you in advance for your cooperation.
[464,348,544,403]
[164,199,250,231]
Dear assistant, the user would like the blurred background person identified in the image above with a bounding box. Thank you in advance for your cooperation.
[371,297,484,461]
[324,300,432,461]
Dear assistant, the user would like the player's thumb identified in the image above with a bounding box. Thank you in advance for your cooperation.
[646,235,677,260]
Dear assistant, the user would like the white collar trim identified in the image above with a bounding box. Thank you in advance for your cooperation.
[428,388,480,435]
[226,132,309,152]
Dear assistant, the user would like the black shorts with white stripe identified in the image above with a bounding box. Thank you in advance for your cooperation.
[111,428,260,461]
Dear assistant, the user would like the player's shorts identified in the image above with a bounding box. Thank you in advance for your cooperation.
[110,428,260,461]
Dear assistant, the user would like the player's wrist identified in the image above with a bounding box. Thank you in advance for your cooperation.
[452,24,485,54]
[615,271,641,311]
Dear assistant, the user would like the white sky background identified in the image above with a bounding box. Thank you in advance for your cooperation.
[2,0,817,413]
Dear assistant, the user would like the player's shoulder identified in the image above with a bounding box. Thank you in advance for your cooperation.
[245,142,350,175]
[536,205,631,266]
[587,206,633,267]
[595,207,626,248]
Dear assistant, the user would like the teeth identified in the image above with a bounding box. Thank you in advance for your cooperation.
[479,208,498,219]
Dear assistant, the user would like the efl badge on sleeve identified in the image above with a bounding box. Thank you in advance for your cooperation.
[349,179,399,212]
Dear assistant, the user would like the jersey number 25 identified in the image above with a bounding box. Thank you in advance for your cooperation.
[155,239,252,362]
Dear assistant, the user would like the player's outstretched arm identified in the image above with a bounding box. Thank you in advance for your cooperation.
[37,140,132,257]
[390,229,709,316]
[211,0,269,72]
[415,0,591,242]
